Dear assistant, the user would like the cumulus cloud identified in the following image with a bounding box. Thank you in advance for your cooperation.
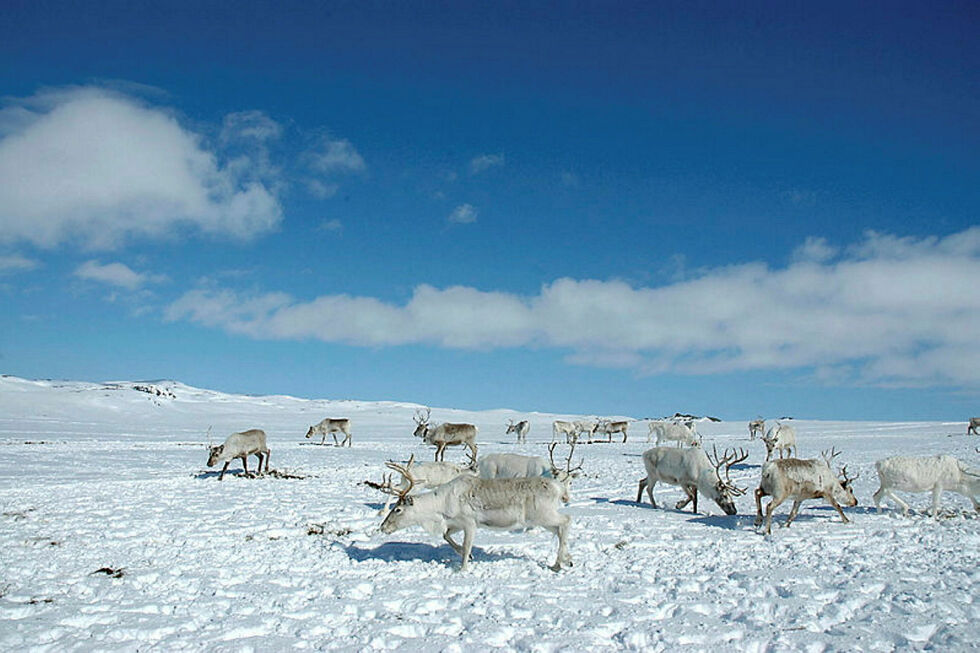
[448,204,478,224]
[308,136,366,174]
[0,87,283,249]
[74,260,164,290]
[165,228,980,389]
[469,153,505,174]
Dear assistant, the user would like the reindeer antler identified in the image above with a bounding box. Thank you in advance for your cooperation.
[548,441,584,478]
[708,445,749,495]
[821,447,842,468]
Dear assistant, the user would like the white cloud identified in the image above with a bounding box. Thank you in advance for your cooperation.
[0,87,283,249]
[306,179,339,199]
[0,253,39,272]
[318,219,343,233]
[220,110,282,143]
[469,153,505,174]
[792,236,838,263]
[308,136,366,174]
[165,227,980,389]
[74,260,164,290]
[448,204,478,224]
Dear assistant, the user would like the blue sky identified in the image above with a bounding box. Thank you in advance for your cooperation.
[1,1,978,420]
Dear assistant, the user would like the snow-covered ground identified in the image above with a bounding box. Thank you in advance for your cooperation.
[1,376,978,651]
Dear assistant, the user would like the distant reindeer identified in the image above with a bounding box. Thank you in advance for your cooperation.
[573,420,598,443]
[552,420,578,444]
[762,421,797,461]
[592,419,629,443]
[378,473,573,571]
[968,417,980,436]
[754,448,858,534]
[506,419,530,444]
[748,418,765,440]
[873,454,980,518]
[648,420,699,447]
[207,429,270,481]
[305,418,352,447]
[413,408,478,462]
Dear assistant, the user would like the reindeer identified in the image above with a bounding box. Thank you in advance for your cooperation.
[592,419,629,443]
[573,420,598,443]
[477,442,583,484]
[636,445,748,515]
[366,454,476,514]
[413,408,478,462]
[872,454,980,518]
[748,418,765,440]
[206,429,270,481]
[305,418,352,447]
[552,420,578,444]
[378,472,573,571]
[648,420,699,447]
[762,421,797,461]
[754,448,858,534]
[968,417,980,436]
[506,419,530,444]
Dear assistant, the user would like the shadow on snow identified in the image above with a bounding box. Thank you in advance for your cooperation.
[344,541,517,566]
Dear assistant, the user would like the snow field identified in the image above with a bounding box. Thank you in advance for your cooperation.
[1,377,978,650]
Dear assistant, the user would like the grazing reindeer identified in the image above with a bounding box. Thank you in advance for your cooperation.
[506,419,531,444]
[207,429,270,481]
[762,421,797,461]
[968,417,980,436]
[367,454,476,514]
[637,446,748,515]
[413,408,478,462]
[552,420,578,444]
[872,455,980,518]
[592,419,629,443]
[305,418,352,447]
[648,420,699,447]
[754,448,858,534]
[748,418,766,440]
[378,472,573,571]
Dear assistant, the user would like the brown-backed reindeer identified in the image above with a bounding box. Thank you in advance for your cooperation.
[592,419,629,443]
[968,417,980,436]
[506,419,530,444]
[413,408,478,462]
[377,469,573,572]
[754,447,858,534]
[637,445,748,515]
[305,418,352,447]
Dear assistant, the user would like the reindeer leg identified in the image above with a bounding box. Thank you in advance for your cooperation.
[254,453,264,476]
[218,461,230,481]
[754,488,766,526]
[785,500,804,526]
[636,478,647,504]
[549,513,572,571]
[264,449,270,474]
[443,529,464,555]
[873,485,886,512]
[763,496,787,534]
[825,494,849,523]
[241,455,250,477]
[320,433,327,446]
[931,486,942,519]
[883,488,910,516]
[459,524,475,571]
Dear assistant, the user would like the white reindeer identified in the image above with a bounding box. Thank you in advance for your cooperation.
[378,473,573,571]
[636,445,748,515]
[552,420,578,444]
[968,417,980,436]
[762,421,797,461]
[305,418,352,447]
[573,420,598,444]
[748,418,765,440]
[754,448,858,534]
[592,419,629,443]
[648,420,699,446]
[206,429,270,481]
[477,442,583,483]
[413,408,478,462]
[506,419,531,444]
[872,455,980,518]
[367,454,476,514]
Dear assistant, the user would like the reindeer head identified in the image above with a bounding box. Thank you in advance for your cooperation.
[413,408,431,438]
[548,441,583,482]
[821,447,859,507]
[206,444,224,467]
[377,464,416,534]
[706,446,749,515]
[305,426,315,439]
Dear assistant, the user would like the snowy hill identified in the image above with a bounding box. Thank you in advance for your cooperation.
[1,375,978,650]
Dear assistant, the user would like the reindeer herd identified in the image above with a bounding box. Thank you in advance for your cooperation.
[204,412,980,571]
